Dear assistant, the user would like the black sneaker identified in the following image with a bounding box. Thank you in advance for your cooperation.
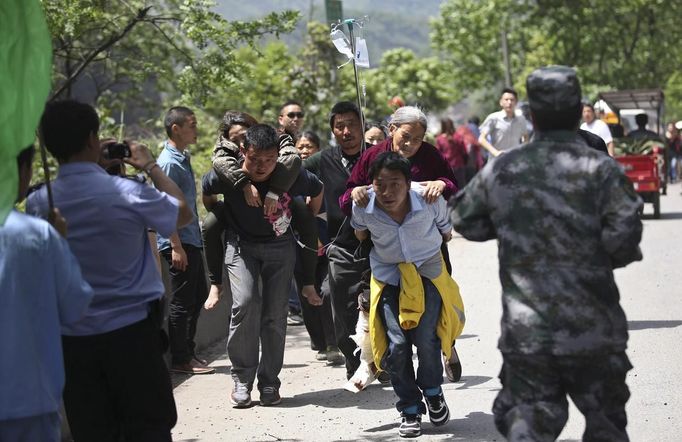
[230,382,252,408]
[425,392,450,426]
[399,413,422,438]
[260,386,281,406]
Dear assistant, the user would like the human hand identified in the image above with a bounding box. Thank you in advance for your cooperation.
[99,138,124,173]
[351,185,371,207]
[264,195,278,216]
[171,245,188,271]
[204,284,221,310]
[442,230,452,242]
[243,183,262,207]
[48,207,68,238]
[124,141,155,171]
[301,285,323,306]
[420,180,446,204]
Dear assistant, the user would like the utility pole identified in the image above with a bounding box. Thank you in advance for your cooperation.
[501,19,512,88]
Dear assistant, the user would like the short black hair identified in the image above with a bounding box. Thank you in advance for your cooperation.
[219,110,258,137]
[501,88,518,99]
[329,101,361,130]
[164,106,194,138]
[368,151,411,182]
[583,102,595,112]
[244,124,279,152]
[297,130,320,148]
[635,113,648,127]
[40,100,100,162]
[280,100,302,114]
[532,106,582,131]
[17,145,35,170]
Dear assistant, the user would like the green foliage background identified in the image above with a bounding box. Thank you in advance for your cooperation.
[32,0,682,216]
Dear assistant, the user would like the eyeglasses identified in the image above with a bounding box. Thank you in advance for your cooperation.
[285,112,305,119]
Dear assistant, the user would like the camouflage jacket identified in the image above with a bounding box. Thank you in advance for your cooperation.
[450,131,643,356]
[212,133,301,196]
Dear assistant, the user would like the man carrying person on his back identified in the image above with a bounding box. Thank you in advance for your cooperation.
[352,151,464,438]
[202,124,323,408]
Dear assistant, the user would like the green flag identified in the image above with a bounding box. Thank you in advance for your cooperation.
[0,0,52,225]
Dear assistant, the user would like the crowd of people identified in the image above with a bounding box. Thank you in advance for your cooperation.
[1,64,648,442]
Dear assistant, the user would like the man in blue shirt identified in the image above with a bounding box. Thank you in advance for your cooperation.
[352,152,464,438]
[27,100,192,442]
[0,145,93,442]
[156,106,213,375]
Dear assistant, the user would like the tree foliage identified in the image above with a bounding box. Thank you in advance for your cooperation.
[432,0,682,105]
[42,0,299,109]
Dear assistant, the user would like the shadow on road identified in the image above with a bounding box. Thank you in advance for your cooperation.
[455,375,494,390]
[641,210,682,220]
[361,411,501,441]
[276,383,396,411]
[628,320,682,330]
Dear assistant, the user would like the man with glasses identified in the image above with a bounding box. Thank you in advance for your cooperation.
[278,100,306,138]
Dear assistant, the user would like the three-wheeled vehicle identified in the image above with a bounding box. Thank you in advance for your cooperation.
[597,89,666,218]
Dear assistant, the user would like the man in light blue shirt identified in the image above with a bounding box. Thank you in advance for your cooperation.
[156,106,213,374]
[351,152,454,438]
[27,100,192,441]
[1,145,93,442]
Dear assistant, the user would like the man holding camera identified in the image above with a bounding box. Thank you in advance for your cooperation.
[157,106,214,375]
[27,100,192,441]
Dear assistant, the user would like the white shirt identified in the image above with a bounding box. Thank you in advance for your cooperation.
[581,119,613,145]
[480,110,529,151]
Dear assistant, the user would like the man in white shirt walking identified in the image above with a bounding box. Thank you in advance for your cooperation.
[479,88,529,158]
[580,103,615,156]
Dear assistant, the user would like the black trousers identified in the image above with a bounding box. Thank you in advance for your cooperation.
[294,253,337,350]
[161,244,209,365]
[326,244,369,375]
[62,317,177,442]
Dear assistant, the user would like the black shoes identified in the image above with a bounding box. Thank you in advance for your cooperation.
[260,386,281,406]
[399,413,422,438]
[425,392,450,427]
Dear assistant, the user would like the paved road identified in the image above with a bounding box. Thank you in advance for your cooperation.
[172,183,682,441]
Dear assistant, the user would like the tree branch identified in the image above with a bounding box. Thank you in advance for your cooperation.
[50,6,153,100]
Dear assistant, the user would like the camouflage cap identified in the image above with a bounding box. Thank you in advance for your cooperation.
[526,66,581,112]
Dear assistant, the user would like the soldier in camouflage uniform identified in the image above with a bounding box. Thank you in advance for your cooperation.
[449,66,643,442]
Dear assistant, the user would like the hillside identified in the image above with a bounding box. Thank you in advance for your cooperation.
[214,0,442,62]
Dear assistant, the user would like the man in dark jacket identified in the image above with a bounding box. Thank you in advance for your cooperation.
[303,102,367,379]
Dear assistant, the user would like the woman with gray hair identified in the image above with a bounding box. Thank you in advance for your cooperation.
[339,105,463,385]
[340,106,458,215]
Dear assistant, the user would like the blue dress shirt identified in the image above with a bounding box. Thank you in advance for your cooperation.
[0,210,93,420]
[351,184,451,286]
[26,162,179,336]
[156,141,202,250]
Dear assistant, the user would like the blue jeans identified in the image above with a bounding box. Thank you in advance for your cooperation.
[379,278,443,413]
[225,233,296,392]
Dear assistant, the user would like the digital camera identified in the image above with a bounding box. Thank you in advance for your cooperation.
[104,141,131,160]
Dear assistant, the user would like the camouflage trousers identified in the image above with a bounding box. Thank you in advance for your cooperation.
[493,352,632,442]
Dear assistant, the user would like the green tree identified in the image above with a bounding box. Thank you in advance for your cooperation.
[432,0,682,102]
[43,0,299,108]
[362,48,457,121]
